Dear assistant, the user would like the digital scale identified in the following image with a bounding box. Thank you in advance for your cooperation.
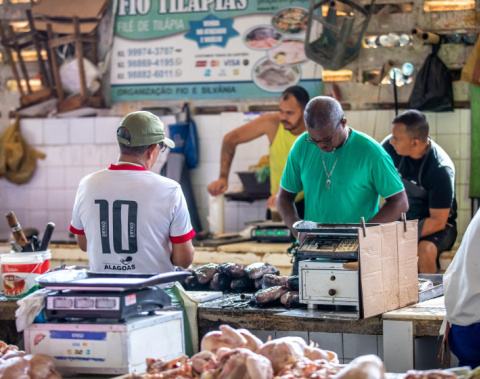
[250,221,294,243]
[36,270,190,321]
[27,270,190,375]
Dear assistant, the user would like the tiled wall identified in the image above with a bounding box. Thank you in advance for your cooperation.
[0,109,471,243]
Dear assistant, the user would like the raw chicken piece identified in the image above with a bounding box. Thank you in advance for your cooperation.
[190,350,216,374]
[332,354,386,379]
[304,345,331,361]
[215,348,273,379]
[257,336,307,373]
[237,329,263,352]
[201,324,247,353]
[1,350,26,360]
[26,354,62,379]
[0,345,18,358]
[0,356,30,379]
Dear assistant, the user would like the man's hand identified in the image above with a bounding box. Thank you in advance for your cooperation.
[266,192,278,210]
[207,178,228,196]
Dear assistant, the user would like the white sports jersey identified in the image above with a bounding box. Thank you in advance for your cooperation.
[70,164,195,274]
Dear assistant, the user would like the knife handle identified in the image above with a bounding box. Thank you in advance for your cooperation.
[40,222,55,251]
[5,211,29,248]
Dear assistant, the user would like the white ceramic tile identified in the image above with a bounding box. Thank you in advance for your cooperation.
[69,118,96,144]
[27,168,48,189]
[436,135,460,160]
[424,112,437,136]
[457,159,469,187]
[28,189,48,211]
[65,188,78,210]
[46,167,66,188]
[47,189,67,210]
[82,145,103,166]
[223,203,238,232]
[20,118,44,145]
[309,332,343,358]
[65,167,85,188]
[194,115,221,140]
[28,210,49,232]
[43,146,68,167]
[459,109,470,135]
[47,210,71,233]
[343,334,378,359]
[83,166,102,178]
[459,134,470,160]
[95,117,122,144]
[64,145,83,167]
[436,111,460,135]
[101,145,120,166]
[199,138,222,163]
[44,119,69,145]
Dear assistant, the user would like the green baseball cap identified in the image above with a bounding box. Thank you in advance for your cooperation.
[116,111,175,148]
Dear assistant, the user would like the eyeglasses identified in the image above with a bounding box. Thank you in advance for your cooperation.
[158,143,167,153]
[305,116,344,146]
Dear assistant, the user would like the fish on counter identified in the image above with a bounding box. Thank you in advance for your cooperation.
[231,276,256,293]
[262,274,288,289]
[245,262,279,280]
[280,291,300,308]
[251,285,289,305]
[217,262,246,279]
[209,273,232,291]
[194,263,219,284]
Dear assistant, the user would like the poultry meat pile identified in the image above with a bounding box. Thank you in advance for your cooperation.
[0,341,62,379]
[126,325,388,379]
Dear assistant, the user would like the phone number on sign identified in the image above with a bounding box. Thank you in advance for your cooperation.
[127,47,175,56]
[127,58,177,68]
[127,70,176,79]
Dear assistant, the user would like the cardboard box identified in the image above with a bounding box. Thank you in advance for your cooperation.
[359,220,418,318]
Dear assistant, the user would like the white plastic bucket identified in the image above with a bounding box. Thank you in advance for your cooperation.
[0,250,51,298]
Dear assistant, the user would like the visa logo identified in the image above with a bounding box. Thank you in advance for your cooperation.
[224,59,240,66]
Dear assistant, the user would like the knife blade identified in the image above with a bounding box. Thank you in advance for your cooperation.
[39,222,55,251]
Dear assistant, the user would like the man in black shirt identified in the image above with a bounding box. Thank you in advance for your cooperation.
[382,110,457,273]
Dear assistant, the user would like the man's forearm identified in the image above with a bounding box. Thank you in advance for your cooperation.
[369,192,408,223]
[277,190,300,238]
[219,138,236,179]
[420,217,447,237]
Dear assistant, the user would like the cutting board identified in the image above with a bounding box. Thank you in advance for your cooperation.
[185,291,223,303]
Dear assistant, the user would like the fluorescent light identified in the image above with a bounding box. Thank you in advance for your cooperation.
[424,1,475,12]
[322,70,353,82]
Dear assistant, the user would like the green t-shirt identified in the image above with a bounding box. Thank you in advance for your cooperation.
[280,129,404,223]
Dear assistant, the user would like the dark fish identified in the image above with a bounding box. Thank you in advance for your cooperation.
[262,274,288,289]
[194,263,219,284]
[280,291,300,308]
[230,276,256,293]
[254,277,264,290]
[183,275,206,290]
[218,262,246,278]
[251,286,288,305]
[286,275,299,291]
[245,263,279,280]
[209,273,232,291]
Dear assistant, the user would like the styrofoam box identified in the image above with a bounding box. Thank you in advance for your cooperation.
[24,311,184,375]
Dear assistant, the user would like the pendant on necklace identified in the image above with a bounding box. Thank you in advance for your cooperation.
[326,179,331,189]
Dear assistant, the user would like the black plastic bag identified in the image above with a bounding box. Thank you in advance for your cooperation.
[409,44,454,112]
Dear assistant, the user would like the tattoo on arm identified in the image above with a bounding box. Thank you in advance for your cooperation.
[219,142,236,179]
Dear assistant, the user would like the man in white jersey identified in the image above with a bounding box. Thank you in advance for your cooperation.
[70,111,196,274]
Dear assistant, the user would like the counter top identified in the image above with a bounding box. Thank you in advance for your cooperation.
[383,296,445,321]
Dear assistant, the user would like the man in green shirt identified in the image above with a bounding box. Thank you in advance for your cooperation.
[278,96,408,248]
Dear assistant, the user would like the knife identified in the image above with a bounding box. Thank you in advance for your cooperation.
[39,222,55,251]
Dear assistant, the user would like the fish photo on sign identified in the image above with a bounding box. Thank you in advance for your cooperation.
[243,25,283,50]
[252,57,301,93]
[267,39,308,66]
[271,7,308,34]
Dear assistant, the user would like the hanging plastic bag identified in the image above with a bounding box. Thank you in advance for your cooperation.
[409,44,454,112]
[461,36,480,87]
[168,103,199,169]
